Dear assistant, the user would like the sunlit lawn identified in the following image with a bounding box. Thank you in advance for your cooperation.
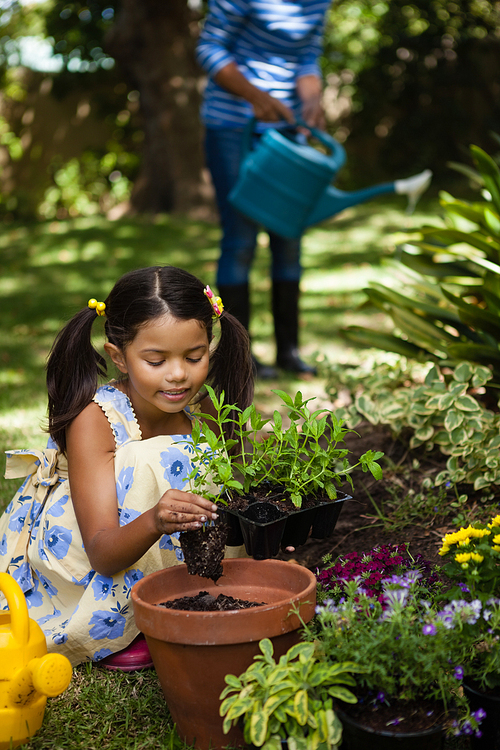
[0,195,445,749]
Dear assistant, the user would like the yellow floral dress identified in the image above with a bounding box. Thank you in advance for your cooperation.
[0,382,242,666]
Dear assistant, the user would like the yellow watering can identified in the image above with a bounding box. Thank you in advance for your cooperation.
[0,572,72,749]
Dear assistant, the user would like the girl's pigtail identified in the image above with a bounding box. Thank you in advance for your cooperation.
[208,311,254,440]
[46,307,107,453]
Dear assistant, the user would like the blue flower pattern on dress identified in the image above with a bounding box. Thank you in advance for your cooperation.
[44,524,72,560]
[8,498,31,533]
[160,447,191,490]
[92,575,116,601]
[116,466,134,507]
[46,495,69,517]
[118,507,141,526]
[0,382,209,666]
[123,568,144,597]
[89,606,127,640]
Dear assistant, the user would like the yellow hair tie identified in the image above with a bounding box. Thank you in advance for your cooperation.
[203,285,224,318]
[88,298,106,316]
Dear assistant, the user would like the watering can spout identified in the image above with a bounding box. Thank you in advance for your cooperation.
[305,169,433,228]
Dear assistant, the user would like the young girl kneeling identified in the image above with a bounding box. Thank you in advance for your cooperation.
[0,266,253,667]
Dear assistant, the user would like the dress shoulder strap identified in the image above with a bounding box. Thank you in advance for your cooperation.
[93,382,142,448]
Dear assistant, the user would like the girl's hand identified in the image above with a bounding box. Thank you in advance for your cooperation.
[154,489,219,535]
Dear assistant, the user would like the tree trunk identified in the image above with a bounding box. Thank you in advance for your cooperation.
[105,0,207,213]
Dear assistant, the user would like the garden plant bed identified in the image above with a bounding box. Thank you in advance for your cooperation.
[337,696,446,734]
[278,420,497,570]
[158,591,266,611]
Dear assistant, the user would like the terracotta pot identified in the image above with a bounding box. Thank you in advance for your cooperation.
[336,705,445,749]
[131,558,317,750]
[464,681,500,749]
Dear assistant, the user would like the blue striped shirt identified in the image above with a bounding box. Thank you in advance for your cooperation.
[196,0,329,129]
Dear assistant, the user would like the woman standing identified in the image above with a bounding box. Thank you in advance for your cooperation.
[197,0,330,377]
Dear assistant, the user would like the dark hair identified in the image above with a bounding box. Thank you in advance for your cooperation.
[47,266,254,452]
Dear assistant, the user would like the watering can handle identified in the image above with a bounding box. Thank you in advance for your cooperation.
[295,117,346,171]
[241,118,346,171]
[0,572,29,646]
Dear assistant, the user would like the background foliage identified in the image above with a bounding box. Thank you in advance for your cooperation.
[0,0,498,219]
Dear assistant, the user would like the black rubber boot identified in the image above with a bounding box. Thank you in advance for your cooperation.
[272,280,317,375]
[217,283,277,379]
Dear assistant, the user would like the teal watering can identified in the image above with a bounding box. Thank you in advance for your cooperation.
[229,120,432,239]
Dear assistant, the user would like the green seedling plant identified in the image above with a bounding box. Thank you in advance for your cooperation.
[219,638,360,750]
[186,386,383,507]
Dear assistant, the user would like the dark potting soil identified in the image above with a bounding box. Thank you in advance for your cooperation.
[158,590,266,611]
[337,697,447,735]
[226,483,329,515]
[180,522,228,582]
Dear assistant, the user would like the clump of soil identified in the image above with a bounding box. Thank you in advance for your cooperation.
[180,522,228,582]
[158,591,266,611]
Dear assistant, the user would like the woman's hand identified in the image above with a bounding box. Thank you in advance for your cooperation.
[297,74,325,130]
[214,62,295,123]
[154,489,219,535]
[247,88,295,123]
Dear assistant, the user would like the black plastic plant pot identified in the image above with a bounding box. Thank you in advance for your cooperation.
[239,502,288,560]
[220,506,245,547]
[279,507,317,549]
[222,492,351,560]
[310,492,351,539]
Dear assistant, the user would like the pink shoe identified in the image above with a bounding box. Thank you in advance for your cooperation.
[99,634,154,672]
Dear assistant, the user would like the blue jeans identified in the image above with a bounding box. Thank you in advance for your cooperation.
[205,126,302,287]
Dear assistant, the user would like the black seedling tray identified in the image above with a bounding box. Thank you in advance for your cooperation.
[220,492,350,560]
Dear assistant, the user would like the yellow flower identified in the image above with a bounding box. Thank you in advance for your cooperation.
[458,539,471,548]
[470,528,491,538]
[455,553,472,564]
[493,534,500,545]
[492,545,500,552]
[470,553,484,563]
[438,544,450,556]
[489,515,500,528]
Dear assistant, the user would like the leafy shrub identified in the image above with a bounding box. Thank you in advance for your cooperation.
[220,639,359,750]
[343,145,500,382]
[323,357,500,495]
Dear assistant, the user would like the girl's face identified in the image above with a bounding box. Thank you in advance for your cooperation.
[104,313,210,423]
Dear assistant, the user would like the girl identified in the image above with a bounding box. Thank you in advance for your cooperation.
[0,266,253,668]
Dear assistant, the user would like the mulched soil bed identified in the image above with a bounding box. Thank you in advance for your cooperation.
[278,421,476,570]
[337,696,447,735]
[158,591,266,611]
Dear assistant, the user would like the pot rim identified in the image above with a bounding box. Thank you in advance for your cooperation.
[131,558,317,645]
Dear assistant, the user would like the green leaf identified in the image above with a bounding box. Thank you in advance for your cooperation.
[294,690,309,726]
[220,694,239,717]
[259,638,275,663]
[286,642,315,663]
[250,706,269,747]
[327,686,358,703]
[455,394,481,412]
[273,389,294,408]
[444,409,464,432]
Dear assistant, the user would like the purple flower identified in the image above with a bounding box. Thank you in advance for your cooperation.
[472,708,487,722]
[422,623,437,636]
[453,666,464,680]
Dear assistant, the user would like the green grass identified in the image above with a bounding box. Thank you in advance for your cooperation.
[0,195,442,749]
